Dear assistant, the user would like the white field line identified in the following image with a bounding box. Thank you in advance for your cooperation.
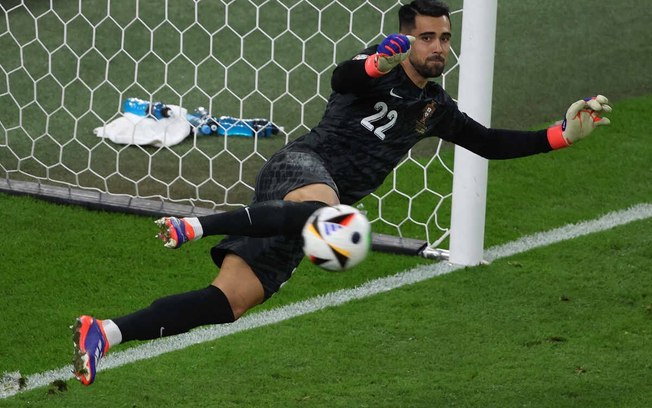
[2,203,651,398]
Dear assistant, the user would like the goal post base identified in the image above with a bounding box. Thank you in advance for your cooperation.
[0,179,213,218]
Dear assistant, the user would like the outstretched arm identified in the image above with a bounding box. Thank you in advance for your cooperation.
[446,95,612,159]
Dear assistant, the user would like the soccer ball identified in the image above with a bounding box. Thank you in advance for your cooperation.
[302,204,371,271]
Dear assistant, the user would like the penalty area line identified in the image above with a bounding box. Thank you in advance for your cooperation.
[2,202,651,398]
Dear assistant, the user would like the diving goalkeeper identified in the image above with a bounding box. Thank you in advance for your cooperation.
[72,0,611,385]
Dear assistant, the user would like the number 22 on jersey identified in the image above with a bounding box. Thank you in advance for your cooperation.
[361,101,397,140]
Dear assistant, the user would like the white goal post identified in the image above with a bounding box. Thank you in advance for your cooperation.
[0,0,495,264]
[448,0,497,265]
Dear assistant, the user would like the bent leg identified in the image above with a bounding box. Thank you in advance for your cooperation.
[157,149,341,247]
[177,183,340,240]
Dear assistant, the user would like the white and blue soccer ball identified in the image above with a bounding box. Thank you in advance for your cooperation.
[302,204,371,271]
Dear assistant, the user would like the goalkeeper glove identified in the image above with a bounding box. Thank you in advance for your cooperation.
[365,34,416,78]
[547,95,612,149]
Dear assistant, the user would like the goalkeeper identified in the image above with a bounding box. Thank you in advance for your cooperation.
[73,0,611,385]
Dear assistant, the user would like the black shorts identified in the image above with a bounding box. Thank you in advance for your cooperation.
[210,149,338,300]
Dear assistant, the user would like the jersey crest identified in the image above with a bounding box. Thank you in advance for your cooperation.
[416,101,437,134]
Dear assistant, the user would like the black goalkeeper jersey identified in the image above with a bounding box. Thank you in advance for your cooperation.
[282,45,552,204]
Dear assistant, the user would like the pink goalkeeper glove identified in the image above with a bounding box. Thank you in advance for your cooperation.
[365,34,416,78]
[547,95,612,149]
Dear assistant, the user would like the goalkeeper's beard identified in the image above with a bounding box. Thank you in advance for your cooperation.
[410,55,446,79]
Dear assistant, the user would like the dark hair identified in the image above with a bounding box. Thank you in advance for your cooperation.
[398,0,451,32]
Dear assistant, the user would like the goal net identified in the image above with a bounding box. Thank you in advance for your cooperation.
[0,0,469,257]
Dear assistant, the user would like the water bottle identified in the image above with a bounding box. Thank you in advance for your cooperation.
[186,107,208,127]
[250,118,280,137]
[199,117,220,136]
[123,98,172,119]
[150,102,172,119]
[216,116,246,137]
[186,108,280,137]
[187,107,218,135]
[216,117,279,137]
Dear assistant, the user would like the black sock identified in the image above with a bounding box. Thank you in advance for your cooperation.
[198,200,327,237]
[113,285,235,342]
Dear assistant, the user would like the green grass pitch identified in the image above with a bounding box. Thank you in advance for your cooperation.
[1,0,652,406]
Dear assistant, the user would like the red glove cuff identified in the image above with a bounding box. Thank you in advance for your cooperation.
[547,124,570,149]
[365,54,385,78]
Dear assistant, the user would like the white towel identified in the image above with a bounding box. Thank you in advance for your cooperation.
[94,105,190,147]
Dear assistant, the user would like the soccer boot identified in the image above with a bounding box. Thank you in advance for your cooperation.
[155,216,196,249]
[72,315,110,386]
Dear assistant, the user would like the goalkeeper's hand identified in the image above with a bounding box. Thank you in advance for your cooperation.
[547,95,612,149]
[365,34,415,78]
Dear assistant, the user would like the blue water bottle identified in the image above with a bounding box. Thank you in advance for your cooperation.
[123,98,171,119]
[186,107,209,127]
[199,118,220,136]
[251,119,280,137]
[187,107,217,135]
[150,102,172,119]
